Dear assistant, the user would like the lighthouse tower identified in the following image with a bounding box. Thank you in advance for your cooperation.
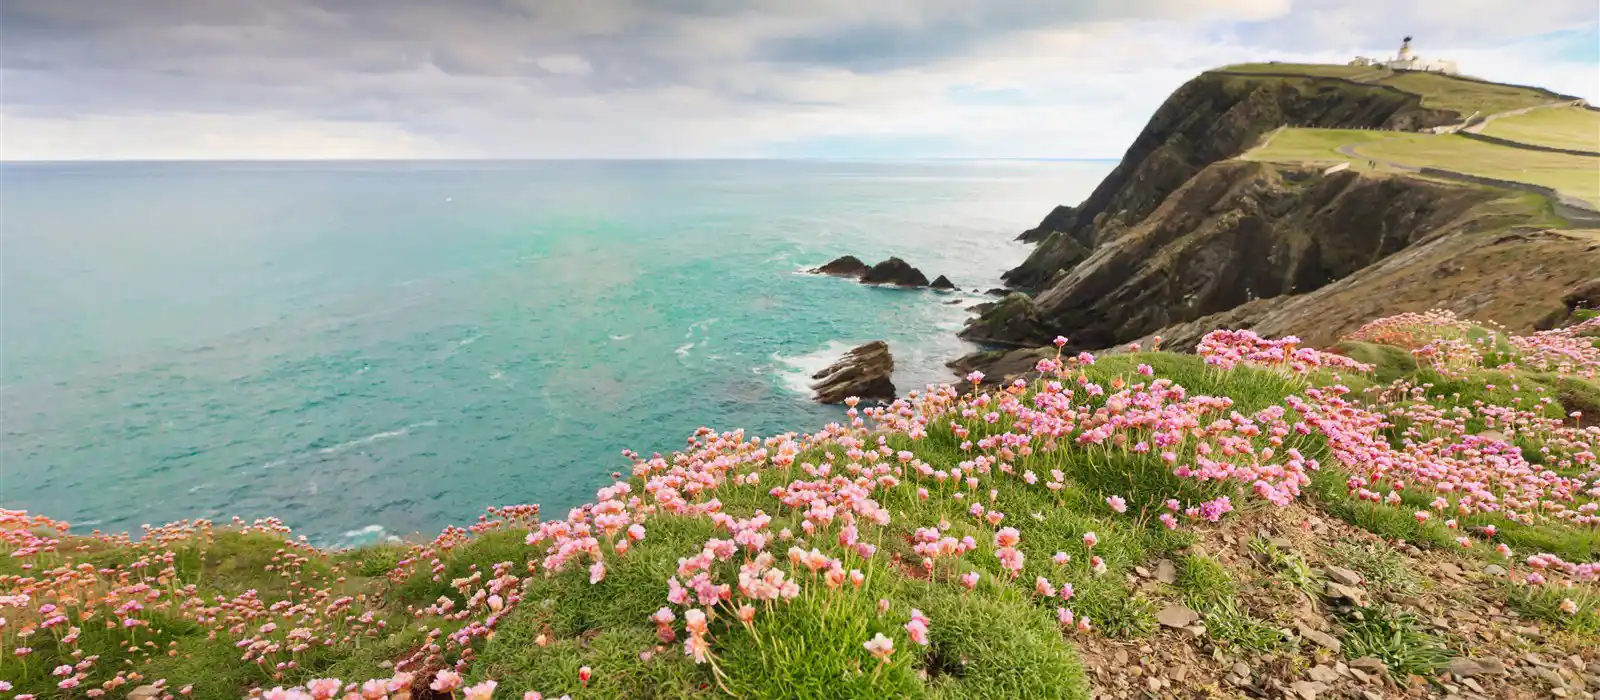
[1397,36,1414,62]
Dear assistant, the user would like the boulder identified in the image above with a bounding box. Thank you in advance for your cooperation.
[1562,277,1600,312]
[860,257,931,287]
[929,275,956,290]
[811,341,895,404]
[812,255,870,277]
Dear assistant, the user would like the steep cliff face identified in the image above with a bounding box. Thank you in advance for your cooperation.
[962,161,1555,350]
[1002,71,1459,290]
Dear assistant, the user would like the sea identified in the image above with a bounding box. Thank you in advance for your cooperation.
[0,159,1111,545]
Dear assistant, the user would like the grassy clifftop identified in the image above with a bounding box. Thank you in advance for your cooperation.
[5,311,1600,699]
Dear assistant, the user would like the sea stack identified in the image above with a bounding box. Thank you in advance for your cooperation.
[812,255,871,277]
[810,341,895,404]
[860,257,931,287]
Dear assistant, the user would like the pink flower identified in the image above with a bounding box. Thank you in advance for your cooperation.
[863,633,895,661]
[1052,552,1070,566]
[1414,510,1430,523]
[905,619,929,646]
[463,680,498,700]
[578,666,592,685]
[1159,513,1178,530]
[959,571,980,590]
[1082,532,1098,549]
[589,560,607,584]
[431,670,463,693]
[1559,598,1579,615]
[1106,496,1127,514]
[360,680,387,699]
[306,679,343,699]
[1056,607,1074,626]
[524,693,543,700]
[994,527,1020,548]
[966,371,984,385]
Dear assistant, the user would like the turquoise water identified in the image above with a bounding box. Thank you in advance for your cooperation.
[0,160,1110,543]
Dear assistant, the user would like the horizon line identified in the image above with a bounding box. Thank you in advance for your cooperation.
[0,156,1121,165]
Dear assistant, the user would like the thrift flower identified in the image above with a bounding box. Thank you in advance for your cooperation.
[863,633,895,661]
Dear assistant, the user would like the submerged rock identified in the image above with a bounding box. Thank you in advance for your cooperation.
[861,257,931,287]
[929,275,956,290]
[811,341,895,404]
[812,255,870,277]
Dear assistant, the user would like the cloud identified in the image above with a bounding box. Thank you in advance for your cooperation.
[0,0,1595,159]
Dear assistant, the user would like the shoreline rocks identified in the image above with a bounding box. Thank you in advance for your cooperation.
[809,255,948,289]
[811,341,895,404]
[812,255,870,277]
[860,257,931,287]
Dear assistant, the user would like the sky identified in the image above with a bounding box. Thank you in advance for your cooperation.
[1,0,1597,160]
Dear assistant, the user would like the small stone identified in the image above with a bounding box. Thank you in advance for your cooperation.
[1309,665,1340,683]
[1351,657,1389,676]
[128,687,162,700]
[1361,691,1384,700]
[1156,559,1177,584]
[1326,582,1368,604]
[1461,677,1485,694]
[1483,564,1508,576]
[1350,668,1370,683]
[1146,677,1161,693]
[1232,661,1251,678]
[1270,536,1294,549]
[1297,624,1342,653]
[1156,603,1201,629]
[1552,689,1569,698]
[1135,565,1152,578]
[1114,649,1129,666]
[1449,657,1507,678]
[1438,562,1463,577]
[1182,624,1207,638]
[1538,667,1567,686]
[1292,680,1327,699]
[1326,565,1363,586]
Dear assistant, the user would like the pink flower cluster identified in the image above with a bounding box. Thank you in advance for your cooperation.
[1197,329,1373,375]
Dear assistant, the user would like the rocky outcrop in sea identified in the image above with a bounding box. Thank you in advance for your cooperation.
[810,341,894,404]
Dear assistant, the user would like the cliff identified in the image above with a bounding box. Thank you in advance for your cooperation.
[1000,71,1459,289]
[966,69,1600,365]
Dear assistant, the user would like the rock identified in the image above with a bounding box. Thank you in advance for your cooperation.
[1155,559,1177,584]
[957,293,1051,346]
[1291,680,1327,699]
[1326,565,1363,586]
[946,345,1053,391]
[1232,662,1252,678]
[1562,277,1600,313]
[1483,564,1507,577]
[810,341,895,404]
[1351,657,1388,676]
[983,287,1010,296]
[1145,677,1161,693]
[944,299,963,305]
[1134,565,1152,578]
[1448,657,1507,678]
[860,257,931,287]
[1325,581,1368,605]
[1308,665,1340,683]
[128,686,163,700]
[1181,625,1207,638]
[1017,204,1079,243]
[812,255,870,277]
[1156,603,1201,628]
[929,275,957,290]
[1360,692,1384,700]
[1297,623,1342,653]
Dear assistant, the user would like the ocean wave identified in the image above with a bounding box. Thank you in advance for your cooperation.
[315,420,439,455]
[771,340,857,396]
[675,342,695,362]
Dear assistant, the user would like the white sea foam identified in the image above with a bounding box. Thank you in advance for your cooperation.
[772,340,857,396]
[675,342,695,361]
[609,334,632,341]
[316,420,438,455]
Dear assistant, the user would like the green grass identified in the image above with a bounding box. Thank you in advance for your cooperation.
[1327,542,1421,597]
[1176,555,1235,607]
[1217,63,1377,78]
[1338,604,1451,679]
[1504,583,1600,636]
[1244,127,1600,206]
[1481,106,1600,152]
[1375,72,1557,117]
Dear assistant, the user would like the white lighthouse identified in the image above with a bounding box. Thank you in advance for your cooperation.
[1350,36,1459,75]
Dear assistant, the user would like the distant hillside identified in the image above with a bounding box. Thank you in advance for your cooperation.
[963,65,1599,362]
